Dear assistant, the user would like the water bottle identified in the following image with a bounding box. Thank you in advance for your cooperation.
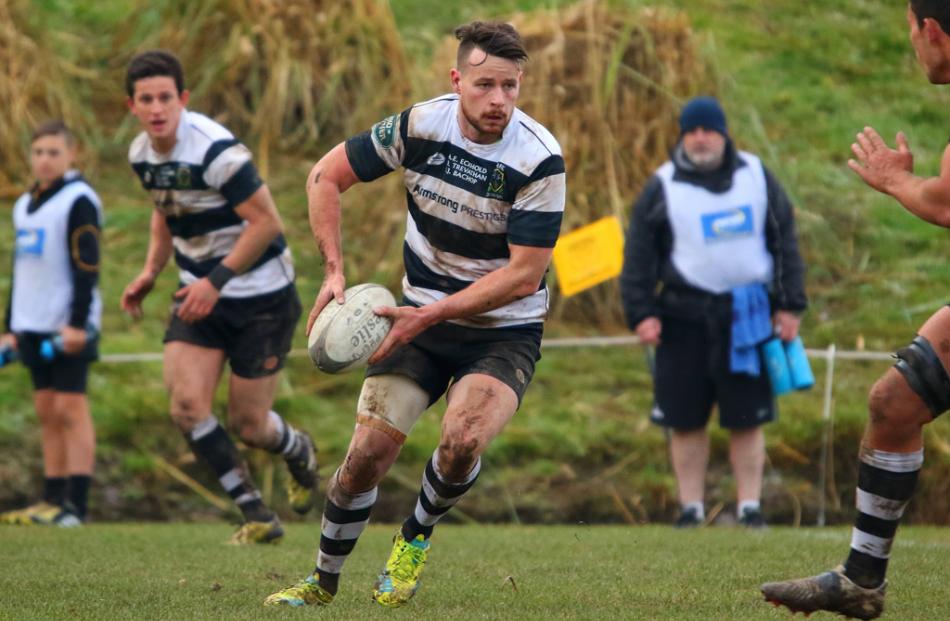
[784,336,815,391]
[0,344,18,368]
[762,337,793,396]
[40,325,98,361]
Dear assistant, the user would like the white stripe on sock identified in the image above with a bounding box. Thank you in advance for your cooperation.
[860,448,924,473]
[851,528,894,559]
[317,551,348,574]
[235,491,261,506]
[856,488,907,521]
[189,416,219,441]
[321,517,370,541]
[219,468,243,491]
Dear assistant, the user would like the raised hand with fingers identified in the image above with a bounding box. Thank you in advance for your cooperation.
[847,126,914,194]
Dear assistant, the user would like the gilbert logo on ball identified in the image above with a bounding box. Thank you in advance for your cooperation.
[307,283,396,374]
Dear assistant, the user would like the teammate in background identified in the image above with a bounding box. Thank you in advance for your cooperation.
[0,121,101,527]
[620,97,807,529]
[762,2,950,618]
[266,21,565,608]
[120,50,315,544]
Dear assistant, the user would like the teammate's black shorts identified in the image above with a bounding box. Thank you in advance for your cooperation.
[164,284,301,379]
[16,331,96,394]
[366,320,542,407]
[650,315,775,431]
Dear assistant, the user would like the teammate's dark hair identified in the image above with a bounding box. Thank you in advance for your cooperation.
[454,21,528,69]
[31,120,74,146]
[910,0,950,33]
[125,50,185,97]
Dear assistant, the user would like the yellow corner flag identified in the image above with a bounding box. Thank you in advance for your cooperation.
[552,216,624,297]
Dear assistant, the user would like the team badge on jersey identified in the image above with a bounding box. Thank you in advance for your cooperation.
[176,164,192,188]
[701,206,754,243]
[487,163,506,200]
[373,114,400,149]
[15,228,45,257]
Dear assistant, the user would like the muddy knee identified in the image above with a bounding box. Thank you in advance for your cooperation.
[169,394,207,433]
[437,435,481,482]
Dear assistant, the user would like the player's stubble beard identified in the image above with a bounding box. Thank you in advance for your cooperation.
[685,143,725,172]
[459,103,510,143]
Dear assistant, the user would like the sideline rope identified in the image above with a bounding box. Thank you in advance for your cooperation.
[98,335,896,364]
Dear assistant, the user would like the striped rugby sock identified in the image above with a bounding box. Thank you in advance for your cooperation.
[844,447,923,588]
[187,416,273,523]
[266,410,308,462]
[315,471,377,593]
[401,451,481,542]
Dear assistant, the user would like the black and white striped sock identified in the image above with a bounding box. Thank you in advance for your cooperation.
[844,447,923,588]
[401,451,481,542]
[188,416,273,523]
[266,410,307,462]
[315,471,377,591]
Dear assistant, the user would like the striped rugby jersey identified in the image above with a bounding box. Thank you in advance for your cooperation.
[129,109,294,298]
[345,94,566,329]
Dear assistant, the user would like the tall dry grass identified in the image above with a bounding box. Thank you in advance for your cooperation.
[114,0,412,176]
[0,0,99,196]
[425,1,714,326]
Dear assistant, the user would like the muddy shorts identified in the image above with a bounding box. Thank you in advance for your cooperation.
[164,283,301,379]
[366,320,543,407]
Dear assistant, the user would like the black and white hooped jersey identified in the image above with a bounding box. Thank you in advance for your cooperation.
[129,110,294,298]
[345,94,566,329]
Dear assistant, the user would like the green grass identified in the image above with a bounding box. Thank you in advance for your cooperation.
[1,523,948,620]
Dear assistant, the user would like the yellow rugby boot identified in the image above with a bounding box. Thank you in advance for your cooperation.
[285,429,318,515]
[264,573,334,607]
[0,502,58,525]
[226,517,283,545]
[372,532,430,607]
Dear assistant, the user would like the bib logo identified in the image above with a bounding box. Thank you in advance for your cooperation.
[372,114,400,149]
[701,206,754,243]
[15,228,45,257]
[487,163,506,199]
[176,164,191,188]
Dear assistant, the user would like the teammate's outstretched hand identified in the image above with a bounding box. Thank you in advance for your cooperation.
[173,278,220,323]
[848,126,914,194]
[121,272,156,319]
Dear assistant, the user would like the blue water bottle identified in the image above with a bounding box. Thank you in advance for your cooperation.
[784,336,815,391]
[762,337,793,396]
[40,325,98,361]
[0,344,18,368]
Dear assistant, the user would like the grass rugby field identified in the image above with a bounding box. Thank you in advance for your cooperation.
[1,523,948,620]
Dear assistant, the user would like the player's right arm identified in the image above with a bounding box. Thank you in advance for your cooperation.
[120,209,173,318]
[304,142,361,334]
[849,126,950,227]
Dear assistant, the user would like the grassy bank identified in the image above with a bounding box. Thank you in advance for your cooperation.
[1,0,950,525]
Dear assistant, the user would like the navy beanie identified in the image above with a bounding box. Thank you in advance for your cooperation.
[679,96,728,136]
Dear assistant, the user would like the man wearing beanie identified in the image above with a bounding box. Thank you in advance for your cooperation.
[620,96,807,529]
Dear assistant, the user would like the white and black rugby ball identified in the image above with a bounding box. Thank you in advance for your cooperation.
[307,283,396,374]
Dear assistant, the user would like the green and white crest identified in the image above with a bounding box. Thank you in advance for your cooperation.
[372,114,400,149]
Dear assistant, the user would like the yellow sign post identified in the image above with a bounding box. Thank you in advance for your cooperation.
[552,216,625,297]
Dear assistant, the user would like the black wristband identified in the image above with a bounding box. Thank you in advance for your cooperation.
[207,264,237,291]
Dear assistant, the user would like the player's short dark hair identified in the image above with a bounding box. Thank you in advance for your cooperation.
[125,50,185,97]
[910,0,950,33]
[31,120,74,146]
[454,21,528,69]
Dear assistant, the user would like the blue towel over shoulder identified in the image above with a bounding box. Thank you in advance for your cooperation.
[730,283,772,376]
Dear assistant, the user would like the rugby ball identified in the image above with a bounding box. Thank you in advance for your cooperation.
[307,284,396,374]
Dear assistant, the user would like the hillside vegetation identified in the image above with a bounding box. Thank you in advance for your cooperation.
[1,0,949,526]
